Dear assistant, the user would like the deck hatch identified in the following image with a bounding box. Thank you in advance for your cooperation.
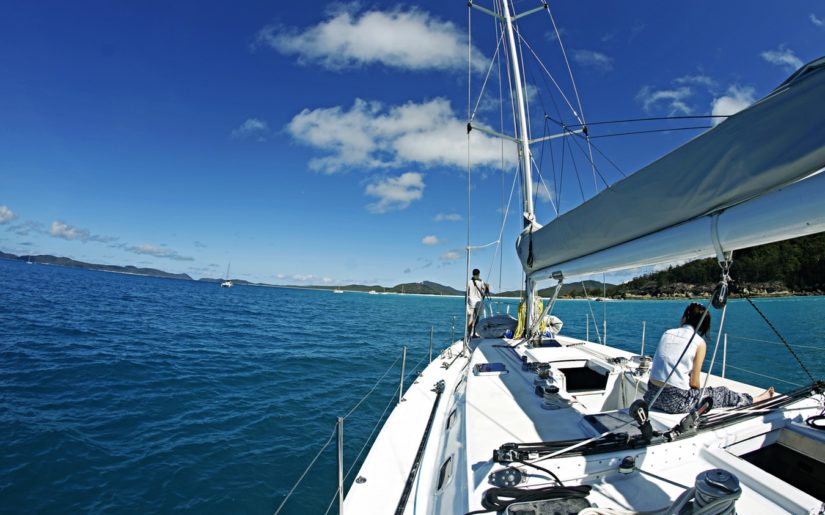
[741,443,825,500]
[474,362,508,376]
[559,366,608,392]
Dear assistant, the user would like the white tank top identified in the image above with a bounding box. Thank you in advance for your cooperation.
[650,325,705,390]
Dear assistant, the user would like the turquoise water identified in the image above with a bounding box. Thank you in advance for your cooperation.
[1,259,823,513]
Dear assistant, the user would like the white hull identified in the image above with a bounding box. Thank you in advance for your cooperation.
[345,335,824,513]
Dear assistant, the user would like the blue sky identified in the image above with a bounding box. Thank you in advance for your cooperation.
[1,1,822,290]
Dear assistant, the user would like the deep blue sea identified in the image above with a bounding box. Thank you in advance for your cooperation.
[1,259,823,513]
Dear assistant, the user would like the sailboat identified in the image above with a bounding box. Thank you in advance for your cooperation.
[220,262,233,288]
[341,1,825,514]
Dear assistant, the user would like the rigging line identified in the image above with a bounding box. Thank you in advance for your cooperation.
[742,295,816,383]
[589,125,713,139]
[273,425,338,515]
[579,281,602,344]
[579,136,626,178]
[565,127,612,189]
[469,239,501,250]
[544,2,584,125]
[565,134,587,204]
[530,154,559,216]
[516,33,580,125]
[487,164,520,284]
[566,114,729,127]
[470,31,506,122]
[323,383,403,515]
[723,364,805,387]
[729,335,825,351]
[514,24,533,141]
[698,302,728,405]
[496,5,506,292]
[343,354,402,419]
[542,1,599,192]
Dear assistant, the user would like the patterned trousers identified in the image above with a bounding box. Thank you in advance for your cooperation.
[644,382,753,414]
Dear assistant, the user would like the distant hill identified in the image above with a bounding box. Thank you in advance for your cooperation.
[310,281,462,296]
[609,232,825,298]
[0,251,192,281]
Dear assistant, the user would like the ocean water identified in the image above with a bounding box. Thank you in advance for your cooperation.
[1,259,823,514]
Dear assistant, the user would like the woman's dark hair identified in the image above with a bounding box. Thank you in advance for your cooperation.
[682,302,711,336]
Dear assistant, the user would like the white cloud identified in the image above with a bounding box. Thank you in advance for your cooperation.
[0,205,16,224]
[811,14,824,27]
[127,244,194,261]
[421,235,442,245]
[571,49,613,71]
[365,172,425,213]
[439,249,462,262]
[231,118,270,140]
[50,220,117,243]
[287,97,512,173]
[51,220,90,241]
[674,74,718,91]
[710,85,756,125]
[636,85,693,115]
[255,5,485,73]
[533,181,553,203]
[761,46,803,73]
[434,213,462,222]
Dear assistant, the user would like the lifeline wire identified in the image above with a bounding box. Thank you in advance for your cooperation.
[343,354,402,419]
[273,426,337,515]
[742,295,816,383]
[322,382,403,515]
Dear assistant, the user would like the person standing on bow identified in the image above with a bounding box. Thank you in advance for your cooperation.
[466,268,490,339]
[644,302,774,414]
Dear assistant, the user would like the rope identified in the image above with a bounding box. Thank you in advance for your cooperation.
[742,295,816,383]
[273,426,337,515]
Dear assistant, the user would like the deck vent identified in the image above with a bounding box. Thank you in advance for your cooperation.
[436,456,454,492]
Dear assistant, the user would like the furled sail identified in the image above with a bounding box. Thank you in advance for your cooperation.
[518,56,825,280]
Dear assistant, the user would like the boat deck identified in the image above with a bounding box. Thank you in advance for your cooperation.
[345,334,825,514]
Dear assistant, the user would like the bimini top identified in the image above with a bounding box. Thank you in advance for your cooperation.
[518,56,825,278]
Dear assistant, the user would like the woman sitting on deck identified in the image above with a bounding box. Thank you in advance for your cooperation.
[644,302,774,414]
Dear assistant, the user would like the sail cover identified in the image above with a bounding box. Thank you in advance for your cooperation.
[518,56,825,277]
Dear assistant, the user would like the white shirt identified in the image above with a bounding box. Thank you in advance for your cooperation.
[467,278,486,307]
[650,325,705,390]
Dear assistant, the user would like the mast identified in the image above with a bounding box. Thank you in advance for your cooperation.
[500,0,538,332]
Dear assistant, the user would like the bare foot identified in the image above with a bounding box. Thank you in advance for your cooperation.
[754,386,775,403]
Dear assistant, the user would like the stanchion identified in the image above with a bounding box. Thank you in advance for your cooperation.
[337,417,344,515]
[399,346,407,404]
[428,327,433,363]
